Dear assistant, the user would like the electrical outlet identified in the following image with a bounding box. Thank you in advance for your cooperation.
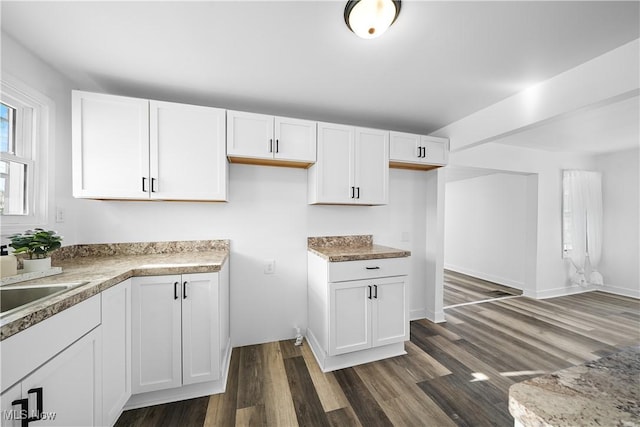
[264,259,275,274]
[55,207,65,223]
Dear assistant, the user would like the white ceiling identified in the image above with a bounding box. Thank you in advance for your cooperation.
[492,94,640,154]
[1,1,639,146]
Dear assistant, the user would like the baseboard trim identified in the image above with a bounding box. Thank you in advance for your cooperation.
[444,264,525,290]
[534,284,597,299]
[410,308,427,321]
[425,308,446,323]
[600,285,640,299]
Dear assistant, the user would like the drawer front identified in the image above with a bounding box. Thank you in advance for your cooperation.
[1,295,101,392]
[328,257,408,283]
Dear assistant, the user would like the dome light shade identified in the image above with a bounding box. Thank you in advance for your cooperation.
[344,0,401,39]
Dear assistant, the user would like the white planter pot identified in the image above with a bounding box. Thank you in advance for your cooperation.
[22,257,52,273]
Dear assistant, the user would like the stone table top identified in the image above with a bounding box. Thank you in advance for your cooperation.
[1,240,229,341]
[509,346,640,427]
[307,235,410,262]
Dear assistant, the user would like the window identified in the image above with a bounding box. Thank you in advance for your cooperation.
[0,76,51,232]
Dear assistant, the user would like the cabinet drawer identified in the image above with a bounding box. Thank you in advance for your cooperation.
[1,295,101,392]
[328,257,408,283]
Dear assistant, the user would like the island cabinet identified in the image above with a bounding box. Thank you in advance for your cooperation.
[308,123,389,205]
[72,91,227,201]
[128,264,230,408]
[227,110,317,167]
[307,254,409,372]
[0,296,102,427]
[389,131,449,170]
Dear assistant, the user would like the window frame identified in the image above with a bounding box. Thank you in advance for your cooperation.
[0,74,52,234]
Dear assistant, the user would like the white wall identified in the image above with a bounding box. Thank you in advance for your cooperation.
[450,143,598,298]
[1,32,79,244]
[2,31,433,346]
[596,147,640,298]
[68,166,430,346]
[445,173,528,290]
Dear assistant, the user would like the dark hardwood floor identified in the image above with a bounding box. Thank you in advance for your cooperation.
[115,291,640,427]
[444,270,522,307]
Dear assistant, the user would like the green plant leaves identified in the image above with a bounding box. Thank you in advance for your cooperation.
[8,228,62,259]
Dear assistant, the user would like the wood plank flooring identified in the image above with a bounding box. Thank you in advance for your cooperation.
[115,291,639,427]
[444,270,522,307]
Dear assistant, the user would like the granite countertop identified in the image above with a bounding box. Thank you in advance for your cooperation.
[509,346,640,427]
[308,235,411,262]
[0,240,229,341]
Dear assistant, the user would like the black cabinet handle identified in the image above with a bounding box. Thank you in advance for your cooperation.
[423,147,427,158]
[351,186,355,199]
[174,281,179,300]
[417,147,422,158]
[367,285,372,299]
[269,138,273,153]
[11,398,28,427]
[365,266,380,270]
[373,284,378,299]
[276,139,279,153]
[356,187,360,199]
[27,387,43,422]
[183,281,187,299]
[151,178,156,193]
[142,177,147,192]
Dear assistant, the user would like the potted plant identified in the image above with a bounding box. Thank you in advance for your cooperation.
[9,228,63,273]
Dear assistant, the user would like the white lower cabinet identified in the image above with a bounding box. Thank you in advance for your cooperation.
[131,270,227,396]
[307,253,409,372]
[330,277,408,356]
[1,328,102,427]
[101,280,131,426]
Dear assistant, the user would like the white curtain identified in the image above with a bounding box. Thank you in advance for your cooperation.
[563,170,603,286]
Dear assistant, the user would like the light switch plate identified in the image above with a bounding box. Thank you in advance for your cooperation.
[264,259,275,274]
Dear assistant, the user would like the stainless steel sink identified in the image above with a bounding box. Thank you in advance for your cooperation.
[0,282,88,318]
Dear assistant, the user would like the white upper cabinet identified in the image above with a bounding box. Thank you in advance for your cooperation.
[227,110,316,167]
[150,101,227,201]
[72,91,149,199]
[72,91,227,201]
[389,131,449,170]
[309,123,388,205]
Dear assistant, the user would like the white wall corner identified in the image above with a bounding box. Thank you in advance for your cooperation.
[410,308,427,321]
[600,284,640,299]
[425,308,446,324]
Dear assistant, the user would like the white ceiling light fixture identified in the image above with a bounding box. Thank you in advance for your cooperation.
[344,0,401,39]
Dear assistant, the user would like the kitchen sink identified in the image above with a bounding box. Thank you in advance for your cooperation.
[0,282,88,318]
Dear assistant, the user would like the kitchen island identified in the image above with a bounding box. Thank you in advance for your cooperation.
[509,346,640,427]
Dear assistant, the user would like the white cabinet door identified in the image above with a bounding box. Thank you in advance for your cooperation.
[132,276,182,394]
[102,280,131,427]
[309,122,354,204]
[21,328,102,426]
[421,136,448,165]
[227,110,274,159]
[329,280,371,356]
[371,278,408,347]
[150,101,227,201]
[181,273,220,385]
[274,117,316,163]
[354,127,389,205]
[389,131,420,163]
[72,91,149,199]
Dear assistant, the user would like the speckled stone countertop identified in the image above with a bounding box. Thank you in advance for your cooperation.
[509,346,640,427]
[1,240,229,341]
[308,235,410,262]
